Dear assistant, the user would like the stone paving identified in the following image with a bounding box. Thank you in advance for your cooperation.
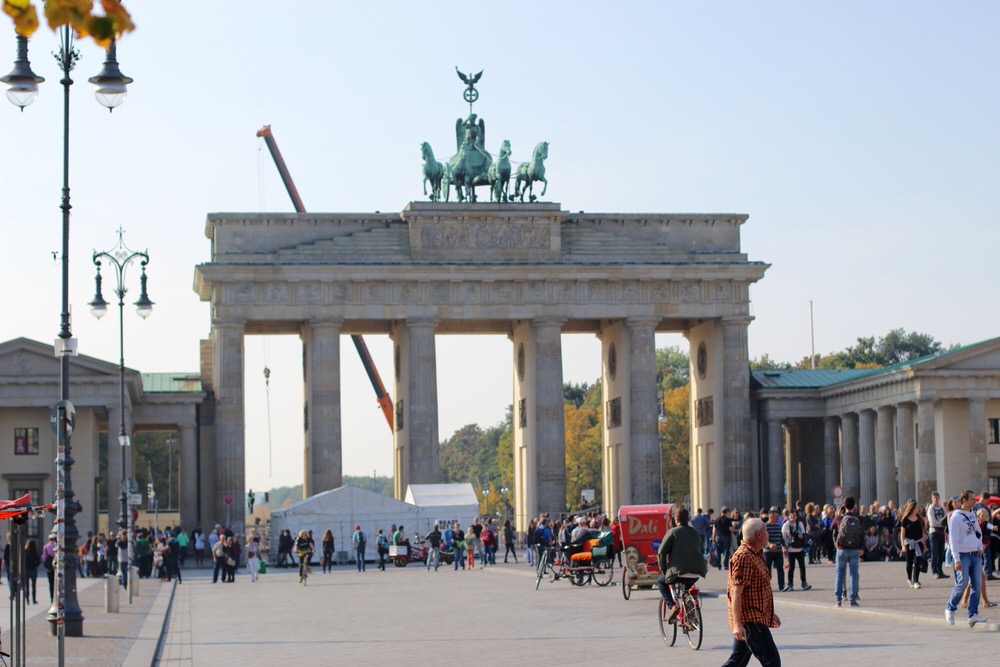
[5,555,996,665]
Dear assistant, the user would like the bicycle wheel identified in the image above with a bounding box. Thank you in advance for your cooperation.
[683,599,703,650]
[568,568,592,586]
[592,559,613,586]
[621,568,632,600]
[535,551,548,590]
[658,597,672,643]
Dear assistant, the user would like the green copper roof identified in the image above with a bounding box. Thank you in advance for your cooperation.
[751,369,880,389]
[141,373,203,394]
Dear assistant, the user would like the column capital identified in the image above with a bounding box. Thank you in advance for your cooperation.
[211,319,246,329]
[720,316,753,327]
[824,415,840,423]
[532,317,567,329]
[306,318,344,328]
[404,317,440,329]
[624,316,661,329]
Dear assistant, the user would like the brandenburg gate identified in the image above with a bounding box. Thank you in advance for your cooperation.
[193,202,768,530]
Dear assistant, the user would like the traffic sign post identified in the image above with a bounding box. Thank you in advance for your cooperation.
[832,484,844,507]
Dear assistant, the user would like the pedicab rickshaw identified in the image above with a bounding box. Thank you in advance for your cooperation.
[618,503,675,600]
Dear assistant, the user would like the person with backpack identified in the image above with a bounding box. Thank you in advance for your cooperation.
[352,525,367,572]
[376,529,389,571]
[832,496,865,607]
[781,510,812,591]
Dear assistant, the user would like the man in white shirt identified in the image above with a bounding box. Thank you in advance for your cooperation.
[945,489,988,627]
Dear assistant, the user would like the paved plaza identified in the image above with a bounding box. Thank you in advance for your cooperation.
[3,557,997,665]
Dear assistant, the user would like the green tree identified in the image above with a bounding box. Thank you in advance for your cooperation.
[794,329,945,370]
[751,354,792,371]
[659,385,691,504]
[563,381,590,408]
[564,396,603,507]
[656,345,690,390]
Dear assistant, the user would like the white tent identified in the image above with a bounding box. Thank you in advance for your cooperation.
[269,485,419,563]
[404,483,479,532]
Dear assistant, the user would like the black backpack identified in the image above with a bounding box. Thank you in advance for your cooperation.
[835,514,863,549]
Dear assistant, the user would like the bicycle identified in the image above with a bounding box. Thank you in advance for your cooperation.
[298,553,312,585]
[658,579,703,650]
[534,545,559,589]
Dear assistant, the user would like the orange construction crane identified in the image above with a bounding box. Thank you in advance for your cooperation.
[256,125,395,432]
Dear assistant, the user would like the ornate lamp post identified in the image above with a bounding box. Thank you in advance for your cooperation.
[89,229,151,519]
[2,26,133,641]
[166,433,176,512]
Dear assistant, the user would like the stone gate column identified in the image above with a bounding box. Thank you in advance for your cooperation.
[858,409,877,506]
[178,422,198,529]
[212,321,245,529]
[627,317,660,505]
[721,317,753,509]
[785,421,800,508]
[969,397,988,493]
[824,416,841,501]
[916,399,937,501]
[767,418,785,508]
[841,412,860,500]
[875,405,896,504]
[391,319,440,499]
[895,403,915,504]
[535,319,567,515]
[302,320,343,498]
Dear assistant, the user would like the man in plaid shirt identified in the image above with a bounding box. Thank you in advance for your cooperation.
[723,517,782,666]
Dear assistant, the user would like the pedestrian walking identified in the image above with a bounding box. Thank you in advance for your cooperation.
[22,539,39,604]
[897,500,927,589]
[781,510,811,591]
[763,508,785,592]
[375,529,388,571]
[722,517,782,667]
[502,520,518,563]
[321,530,335,573]
[945,490,989,626]
[353,525,367,572]
[833,496,865,607]
[713,507,733,570]
[247,537,260,583]
[425,523,442,571]
[925,492,948,578]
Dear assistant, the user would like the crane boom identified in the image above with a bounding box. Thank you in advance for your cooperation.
[257,125,395,432]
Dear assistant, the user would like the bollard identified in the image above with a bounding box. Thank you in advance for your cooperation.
[105,574,119,613]
[131,565,140,597]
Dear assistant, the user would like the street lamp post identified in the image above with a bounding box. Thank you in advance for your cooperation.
[166,433,176,512]
[89,229,151,605]
[2,25,133,642]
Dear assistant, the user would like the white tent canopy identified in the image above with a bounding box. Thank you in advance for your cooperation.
[269,483,479,563]
[269,486,419,562]
[404,483,479,532]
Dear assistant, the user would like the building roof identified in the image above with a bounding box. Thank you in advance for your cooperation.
[751,369,879,389]
[403,483,478,507]
[752,336,1000,391]
[140,373,203,394]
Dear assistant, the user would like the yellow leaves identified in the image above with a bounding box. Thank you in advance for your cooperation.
[6,0,134,47]
[4,0,39,38]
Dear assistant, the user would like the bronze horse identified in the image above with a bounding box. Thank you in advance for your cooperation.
[488,139,512,203]
[421,142,444,202]
[514,141,548,202]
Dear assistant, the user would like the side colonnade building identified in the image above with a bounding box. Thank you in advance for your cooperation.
[752,338,1000,510]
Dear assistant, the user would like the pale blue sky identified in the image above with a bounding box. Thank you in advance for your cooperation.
[1,2,997,491]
